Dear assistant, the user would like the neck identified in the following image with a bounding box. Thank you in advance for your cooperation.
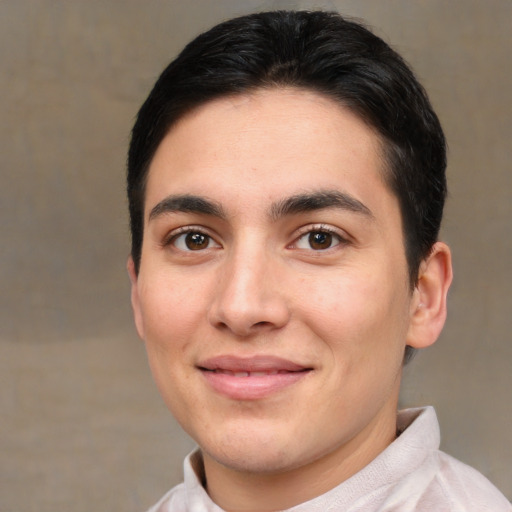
[202,405,398,512]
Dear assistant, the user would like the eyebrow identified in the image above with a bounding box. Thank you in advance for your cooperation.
[148,194,226,221]
[269,190,373,221]
[148,189,373,223]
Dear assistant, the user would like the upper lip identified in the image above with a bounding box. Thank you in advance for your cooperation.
[198,355,311,373]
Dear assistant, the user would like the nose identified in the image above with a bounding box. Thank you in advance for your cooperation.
[208,248,291,337]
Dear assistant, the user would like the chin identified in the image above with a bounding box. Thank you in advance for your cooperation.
[210,444,295,474]
[193,420,284,470]
[199,420,320,475]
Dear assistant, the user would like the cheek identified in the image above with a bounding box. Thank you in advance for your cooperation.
[304,275,409,418]
[139,272,207,343]
[138,277,207,417]
[301,269,410,360]
[136,274,207,389]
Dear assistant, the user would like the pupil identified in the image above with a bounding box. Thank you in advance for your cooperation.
[309,231,331,250]
[186,232,208,250]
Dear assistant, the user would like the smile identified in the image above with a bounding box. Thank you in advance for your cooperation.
[206,369,297,377]
[197,356,312,400]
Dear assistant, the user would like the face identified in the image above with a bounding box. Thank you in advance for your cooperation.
[130,89,419,480]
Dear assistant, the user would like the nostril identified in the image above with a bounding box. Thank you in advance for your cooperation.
[254,321,271,328]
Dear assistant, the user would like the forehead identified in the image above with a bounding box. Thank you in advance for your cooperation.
[145,89,393,219]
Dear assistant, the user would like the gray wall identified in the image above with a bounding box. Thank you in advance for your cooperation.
[1,1,510,510]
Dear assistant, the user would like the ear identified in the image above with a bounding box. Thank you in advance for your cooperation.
[406,242,453,349]
[127,256,145,340]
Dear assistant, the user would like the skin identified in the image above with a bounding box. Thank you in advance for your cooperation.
[129,89,452,511]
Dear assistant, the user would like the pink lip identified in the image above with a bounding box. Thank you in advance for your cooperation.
[198,355,312,400]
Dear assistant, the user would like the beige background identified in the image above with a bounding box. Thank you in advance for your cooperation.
[1,1,510,510]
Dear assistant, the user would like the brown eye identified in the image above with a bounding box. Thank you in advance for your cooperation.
[308,231,333,250]
[294,228,342,251]
[185,232,209,250]
[171,231,220,251]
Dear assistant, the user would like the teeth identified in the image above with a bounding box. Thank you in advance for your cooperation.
[213,369,286,377]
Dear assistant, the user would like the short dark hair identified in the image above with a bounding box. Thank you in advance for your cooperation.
[127,10,447,362]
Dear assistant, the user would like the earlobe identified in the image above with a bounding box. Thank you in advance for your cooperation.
[127,256,145,340]
[406,242,453,349]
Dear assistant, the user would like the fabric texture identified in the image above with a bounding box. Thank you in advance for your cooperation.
[146,407,511,512]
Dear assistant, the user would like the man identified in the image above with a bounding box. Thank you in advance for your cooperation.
[126,10,511,511]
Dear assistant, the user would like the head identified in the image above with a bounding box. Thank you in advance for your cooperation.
[128,11,447,363]
[126,11,452,506]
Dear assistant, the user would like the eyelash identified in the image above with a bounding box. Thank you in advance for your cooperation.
[162,224,349,252]
[163,226,220,251]
[291,224,348,251]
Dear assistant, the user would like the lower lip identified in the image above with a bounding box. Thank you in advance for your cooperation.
[200,370,310,400]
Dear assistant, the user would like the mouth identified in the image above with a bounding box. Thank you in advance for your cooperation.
[203,369,301,377]
[197,355,313,400]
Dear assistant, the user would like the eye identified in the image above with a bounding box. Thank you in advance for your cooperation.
[294,229,343,251]
[170,230,221,251]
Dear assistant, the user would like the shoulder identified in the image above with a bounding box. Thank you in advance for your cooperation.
[420,450,511,511]
[143,449,220,512]
[381,408,511,511]
[144,482,188,512]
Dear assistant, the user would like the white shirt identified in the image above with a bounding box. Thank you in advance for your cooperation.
[146,407,511,511]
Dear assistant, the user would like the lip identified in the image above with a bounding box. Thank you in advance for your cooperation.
[197,355,312,400]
